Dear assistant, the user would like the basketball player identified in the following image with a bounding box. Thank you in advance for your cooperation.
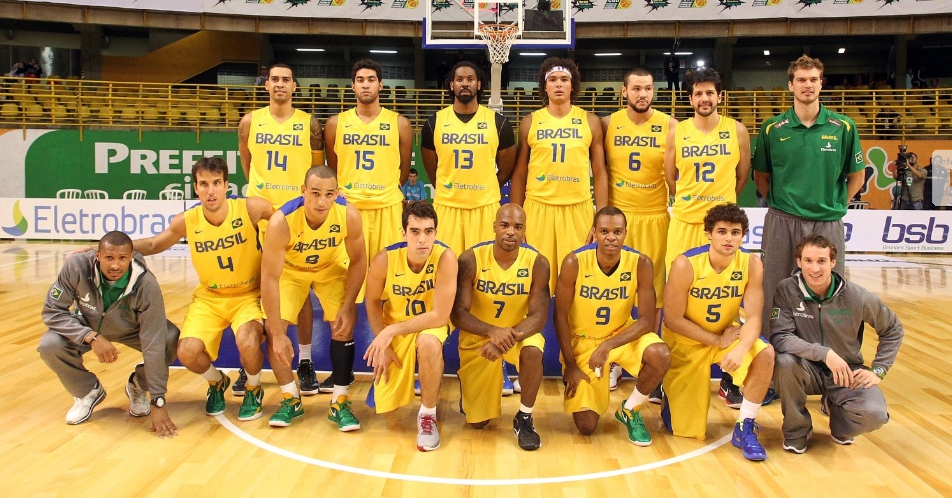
[554,207,669,445]
[363,202,458,452]
[421,60,517,256]
[661,203,774,461]
[238,62,325,396]
[39,231,180,438]
[752,55,865,342]
[452,204,549,451]
[663,68,750,267]
[325,58,413,270]
[602,67,677,394]
[131,157,274,421]
[510,57,608,293]
[260,166,367,429]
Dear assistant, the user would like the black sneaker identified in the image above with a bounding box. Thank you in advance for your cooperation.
[718,377,743,409]
[513,411,541,451]
[318,376,334,394]
[762,387,780,406]
[232,368,247,396]
[298,359,319,395]
[648,385,664,405]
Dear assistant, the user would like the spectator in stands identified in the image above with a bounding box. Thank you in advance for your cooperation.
[891,152,927,210]
[402,168,427,204]
[8,62,25,77]
[929,78,939,89]
[663,53,681,92]
[905,69,913,90]
[254,66,268,86]
[24,58,42,79]
[875,108,901,138]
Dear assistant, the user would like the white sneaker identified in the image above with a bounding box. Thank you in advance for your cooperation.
[416,412,441,452]
[512,378,522,394]
[66,383,106,425]
[125,372,150,417]
[609,363,623,391]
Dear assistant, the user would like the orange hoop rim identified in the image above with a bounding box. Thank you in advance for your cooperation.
[477,23,519,42]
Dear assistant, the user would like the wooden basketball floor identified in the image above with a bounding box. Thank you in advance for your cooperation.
[2,241,950,497]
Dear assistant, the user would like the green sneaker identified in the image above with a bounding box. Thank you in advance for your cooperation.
[205,371,231,416]
[237,385,264,421]
[615,406,652,446]
[269,395,304,427]
[328,396,361,432]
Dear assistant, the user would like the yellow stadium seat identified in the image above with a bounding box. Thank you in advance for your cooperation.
[77,105,91,122]
[96,107,114,124]
[120,107,138,123]
[25,104,44,120]
[142,107,160,122]
[50,105,67,123]
[0,102,18,120]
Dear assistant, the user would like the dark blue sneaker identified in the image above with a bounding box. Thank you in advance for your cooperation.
[761,388,780,406]
[732,418,767,461]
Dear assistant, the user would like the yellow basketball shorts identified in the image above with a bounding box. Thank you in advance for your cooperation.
[458,331,545,423]
[357,202,404,261]
[279,259,349,324]
[433,202,497,257]
[562,332,665,415]
[624,211,670,308]
[523,198,594,294]
[665,218,708,274]
[373,325,450,414]
[181,291,263,361]
[662,334,770,439]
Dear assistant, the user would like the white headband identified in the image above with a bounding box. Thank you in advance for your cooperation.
[544,66,572,81]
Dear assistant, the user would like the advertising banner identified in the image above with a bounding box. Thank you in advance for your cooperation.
[18,0,952,22]
[1,198,184,240]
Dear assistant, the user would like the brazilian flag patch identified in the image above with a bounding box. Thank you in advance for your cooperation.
[651,125,662,133]
[232,218,243,229]
[50,286,64,300]
[478,122,488,129]
[620,272,632,281]
[426,264,434,274]
[330,224,341,233]
[572,118,582,125]
[730,271,743,281]
[770,308,780,320]
[719,131,731,140]
[380,123,391,130]
[293,123,304,131]
[517,268,529,278]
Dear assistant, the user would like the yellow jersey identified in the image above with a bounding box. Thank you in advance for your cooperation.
[246,107,313,206]
[380,240,449,326]
[665,244,750,344]
[525,106,593,206]
[672,116,740,224]
[334,108,403,210]
[280,196,349,273]
[605,109,671,214]
[568,244,641,339]
[464,241,539,331]
[433,105,501,208]
[184,198,261,296]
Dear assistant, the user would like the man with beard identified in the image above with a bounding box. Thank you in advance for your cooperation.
[752,55,865,342]
[325,59,413,269]
[238,63,325,397]
[421,61,517,256]
[602,67,677,358]
[663,68,750,267]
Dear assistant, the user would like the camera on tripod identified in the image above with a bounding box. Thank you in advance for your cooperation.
[896,144,912,174]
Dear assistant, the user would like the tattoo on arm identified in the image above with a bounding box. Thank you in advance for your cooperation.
[310,116,324,151]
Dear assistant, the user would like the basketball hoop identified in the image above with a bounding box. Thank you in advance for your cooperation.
[478,23,519,64]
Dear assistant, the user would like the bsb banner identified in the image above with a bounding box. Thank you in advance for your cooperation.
[18,0,952,22]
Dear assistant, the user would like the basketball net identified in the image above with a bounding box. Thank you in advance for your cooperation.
[478,23,519,64]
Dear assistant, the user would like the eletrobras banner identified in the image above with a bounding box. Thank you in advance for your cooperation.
[18,0,952,22]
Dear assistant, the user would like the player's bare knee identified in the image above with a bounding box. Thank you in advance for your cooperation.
[470,420,490,429]
[416,335,442,361]
[234,323,263,353]
[573,411,599,435]
[176,338,204,365]
[755,344,776,368]
[644,343,671,371]
[520,345,542,363]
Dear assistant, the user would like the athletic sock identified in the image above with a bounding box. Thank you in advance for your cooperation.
[330,339,356,386]
[738,398,761,422]
[624,387,649,411]
[332,385,350,403]
[280,381,300,398]
[246,372,261,388]
[419,405,437,416]
[298,344,312,362]
[519,403,533,414]
[201,365,223,383]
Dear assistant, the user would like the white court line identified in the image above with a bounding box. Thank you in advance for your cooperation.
[216,414,732,486]
[0,254,54,269]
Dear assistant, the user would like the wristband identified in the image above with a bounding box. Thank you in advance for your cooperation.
[88,333,99,343]
[872,366,886,380]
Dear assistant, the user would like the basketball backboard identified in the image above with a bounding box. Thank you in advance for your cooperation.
[424,0,574,50]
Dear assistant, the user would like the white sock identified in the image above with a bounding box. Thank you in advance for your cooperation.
[280,381,300,398]
[519,403,533,414]
[624,388,649,411]
[738,398,761,422]
[299,344,312,362]
[332,384,350,402]
[246,372,261,388]
[419,405,437,416]
[201,365,222,383]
